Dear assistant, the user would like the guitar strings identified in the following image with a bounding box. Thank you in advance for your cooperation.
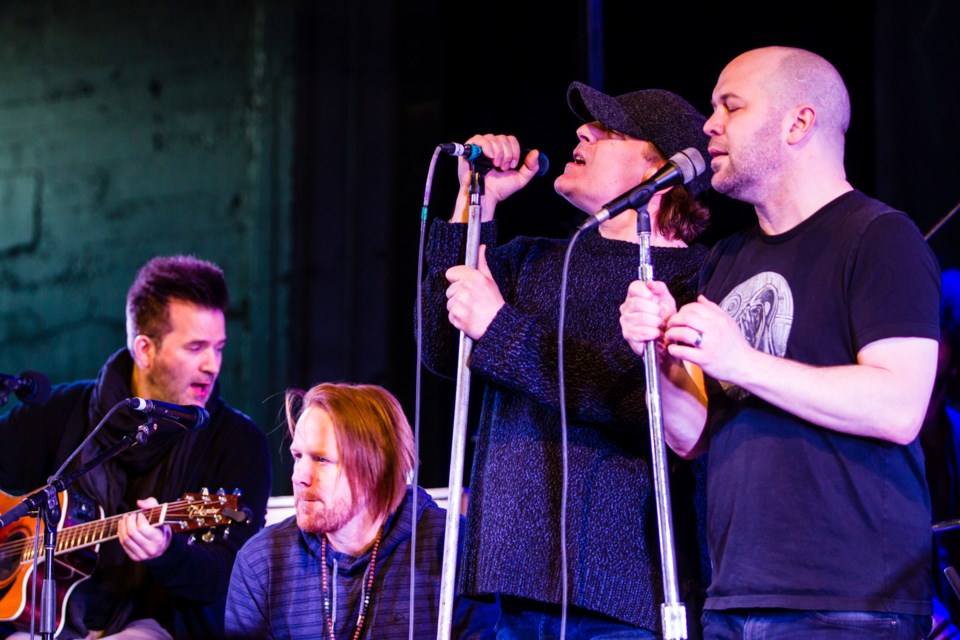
[0,498,232,562]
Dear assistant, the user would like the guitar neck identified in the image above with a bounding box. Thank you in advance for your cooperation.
[8,490,240,566]
[24,503,177,562]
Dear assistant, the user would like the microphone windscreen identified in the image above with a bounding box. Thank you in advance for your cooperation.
[533,152,550,177]
[17,371,51,405]
[672,147,706,184]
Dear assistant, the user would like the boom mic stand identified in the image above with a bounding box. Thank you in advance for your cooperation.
[0,405,159,640]
[924,198,960,242]
[436,162,485,640]
[636,202,687,640]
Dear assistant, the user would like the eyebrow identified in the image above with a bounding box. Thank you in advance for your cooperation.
[186,338,228,347]
[711,91,741,108]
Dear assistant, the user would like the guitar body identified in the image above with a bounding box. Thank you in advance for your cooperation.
[0,488,102,636]
[0,487,242,637]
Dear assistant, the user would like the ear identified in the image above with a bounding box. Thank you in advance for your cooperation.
[786,105,816,145]
[131,334,155,370]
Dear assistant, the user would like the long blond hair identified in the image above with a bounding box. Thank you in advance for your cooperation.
[286,382,416,521]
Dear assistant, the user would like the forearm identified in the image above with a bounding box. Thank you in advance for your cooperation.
[418,271,461,378]
[146,429,272,602]
[728,337,938,444]
[451,188,498,223]
[659,355,708,458]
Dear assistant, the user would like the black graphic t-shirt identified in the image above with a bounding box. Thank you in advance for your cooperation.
[698,190,940,614]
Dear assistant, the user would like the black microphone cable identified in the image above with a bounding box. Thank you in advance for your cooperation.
[555,226,586,640]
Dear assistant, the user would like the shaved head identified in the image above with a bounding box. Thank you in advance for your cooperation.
[747,46,851,144]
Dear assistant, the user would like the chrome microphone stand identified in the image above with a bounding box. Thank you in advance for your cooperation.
[637,203,687,640]
[436,164,484,640]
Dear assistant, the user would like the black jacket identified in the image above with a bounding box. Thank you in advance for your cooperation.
[0,348,273,639]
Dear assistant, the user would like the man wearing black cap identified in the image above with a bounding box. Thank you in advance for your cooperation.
[419,82,713,637]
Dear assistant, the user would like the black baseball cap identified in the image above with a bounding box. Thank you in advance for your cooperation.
[566,81,712,197]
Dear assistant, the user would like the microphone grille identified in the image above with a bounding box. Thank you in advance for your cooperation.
[534,152,550,177]
[18,371,51,405]
[671,147,706,185]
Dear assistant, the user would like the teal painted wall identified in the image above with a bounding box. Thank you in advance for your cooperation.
[0,0,294,493]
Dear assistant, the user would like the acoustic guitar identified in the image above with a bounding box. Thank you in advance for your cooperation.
[0,487,246,636]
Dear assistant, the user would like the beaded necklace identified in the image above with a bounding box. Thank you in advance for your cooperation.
[320,527,384,640]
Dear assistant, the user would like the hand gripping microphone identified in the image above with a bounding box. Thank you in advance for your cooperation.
[0,371,51,405]
[127,397,210,431]
[578,147,706,231]
[440,142,550,177]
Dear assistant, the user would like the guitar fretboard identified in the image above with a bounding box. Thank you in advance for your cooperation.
[2,498,228,563]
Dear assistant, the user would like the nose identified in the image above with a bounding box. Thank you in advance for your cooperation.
[704,110,723,137]
[576,122,600,143]
[291,458,312,487]
[201,346,221,375]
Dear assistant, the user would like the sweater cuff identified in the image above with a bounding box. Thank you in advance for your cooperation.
[426,219,498,275]
[143,532,190,573]
[470,303,528,376]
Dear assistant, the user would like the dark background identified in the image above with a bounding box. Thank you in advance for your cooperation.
[0,1,957,495]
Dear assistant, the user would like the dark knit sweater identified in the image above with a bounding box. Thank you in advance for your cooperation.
[224,486,498,639]
[420,219,709,632]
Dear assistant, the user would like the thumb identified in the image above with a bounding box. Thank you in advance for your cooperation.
[137,497,160,509]
[477,245,494,278]
[517,149,543,181]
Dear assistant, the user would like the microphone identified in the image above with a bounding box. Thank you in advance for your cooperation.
[126,397,210,431]
[578,147,706,231]
[1,371,51,405]
[439,142,550,177]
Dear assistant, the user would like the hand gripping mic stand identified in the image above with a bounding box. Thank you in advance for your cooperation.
[0,402,159,640]
[637,203,687,640]
[436,160,485,640]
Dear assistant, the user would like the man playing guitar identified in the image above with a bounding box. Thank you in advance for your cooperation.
[0,255,272,640]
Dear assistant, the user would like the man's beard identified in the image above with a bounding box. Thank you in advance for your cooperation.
[713,116,783,203]
[295,492,361,535]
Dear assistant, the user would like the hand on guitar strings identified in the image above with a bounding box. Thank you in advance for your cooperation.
[117,497,173,561]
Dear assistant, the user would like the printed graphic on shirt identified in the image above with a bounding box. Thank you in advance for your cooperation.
[717,271,793,399]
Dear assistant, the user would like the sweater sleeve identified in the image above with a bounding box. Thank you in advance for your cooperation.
[417,218,499,379]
